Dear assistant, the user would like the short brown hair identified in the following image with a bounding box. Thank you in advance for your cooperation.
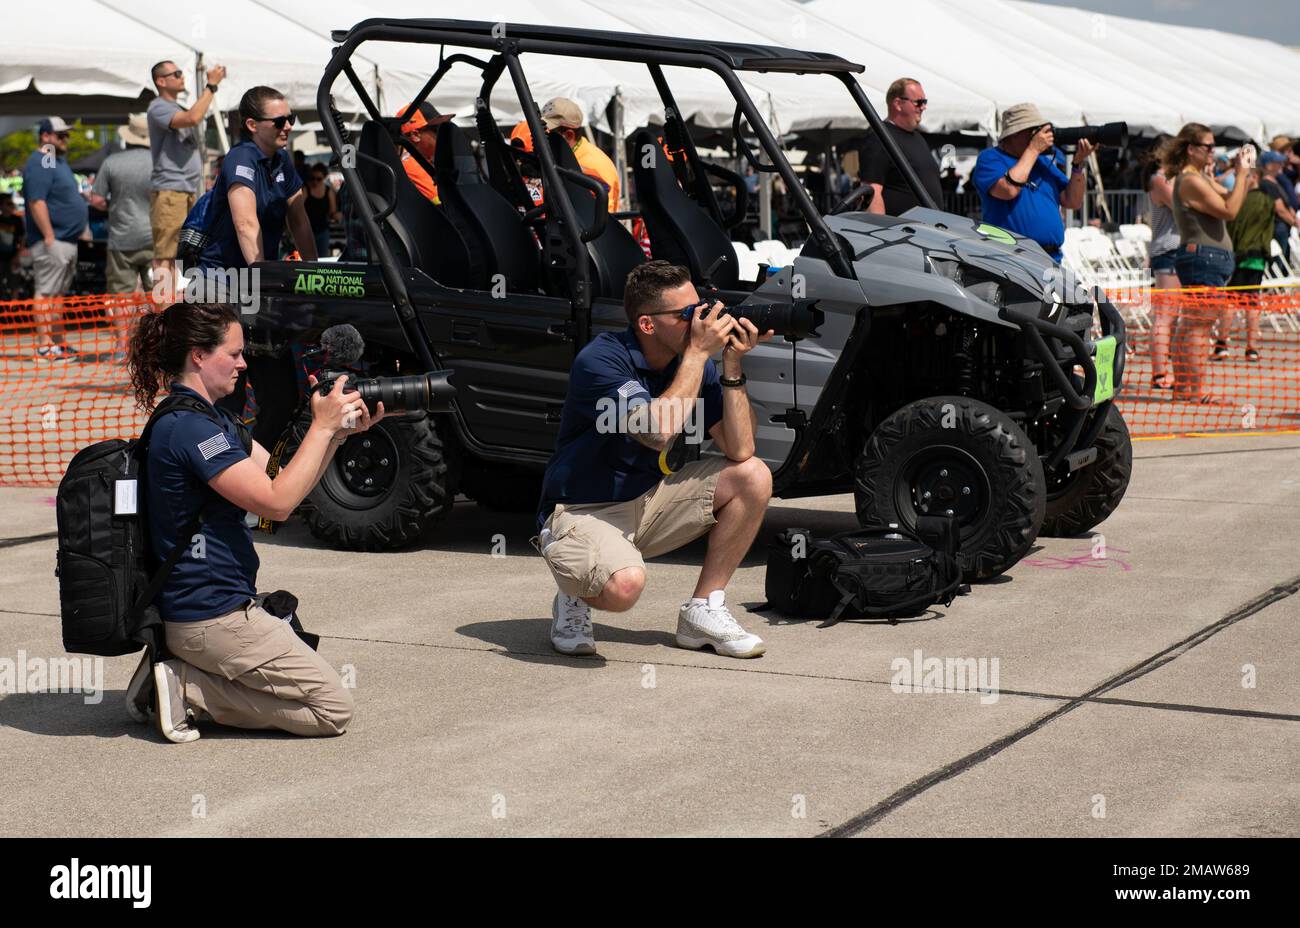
[623,261,692,323]
[886,78,919,105]
[150,60,177,87]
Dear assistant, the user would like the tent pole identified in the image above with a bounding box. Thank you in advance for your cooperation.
[195,54,209,187]
[612,89,626,212]
[374,64,384,112]
[759,92,777,240]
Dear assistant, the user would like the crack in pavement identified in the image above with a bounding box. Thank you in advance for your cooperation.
[1137,444,1300,460]
[1124,495,1300,508]
[319,631,1300,722]
[0,532,57,550]
[817,573,1300,838]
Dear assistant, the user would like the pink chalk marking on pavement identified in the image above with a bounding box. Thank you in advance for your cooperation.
[1022,545,1132,572]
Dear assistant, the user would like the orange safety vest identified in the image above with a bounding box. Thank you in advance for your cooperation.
[401,152,440,205]
[508,121,620,213]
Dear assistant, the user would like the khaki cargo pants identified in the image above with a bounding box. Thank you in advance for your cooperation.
[164,601,354,736]
[536,457,726,599]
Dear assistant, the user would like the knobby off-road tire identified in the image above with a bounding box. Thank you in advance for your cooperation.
[1039,405,1132,538]
[854,396,1046,580]
[284,412,456,551]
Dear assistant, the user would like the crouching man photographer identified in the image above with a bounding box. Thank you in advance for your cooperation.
[973,102,1094,262]
[126,301,384,742]
[535,261,775,658]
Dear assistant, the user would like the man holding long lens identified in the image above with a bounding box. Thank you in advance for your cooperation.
[973,102,1095,262]
[535,261,774,659]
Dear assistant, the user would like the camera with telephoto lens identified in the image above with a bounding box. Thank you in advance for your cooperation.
[684,299,824,340]
[315,369,456,415]
[1051,121,1128,149]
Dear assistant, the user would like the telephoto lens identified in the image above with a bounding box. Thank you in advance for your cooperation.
[721,300,824,340]
[317,370,456,415]
[1053,121,1128,149]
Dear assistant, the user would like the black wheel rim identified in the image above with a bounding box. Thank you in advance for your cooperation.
[321,428,400,508]
[893,445,991,529]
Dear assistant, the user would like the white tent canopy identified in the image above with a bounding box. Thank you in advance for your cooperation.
[806,0,1184,137]
[2,0,1297,143]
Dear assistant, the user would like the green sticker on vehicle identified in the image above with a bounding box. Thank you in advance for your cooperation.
[977,223,1016,246]
[1092,335,1117,404]
[294,266,368,298]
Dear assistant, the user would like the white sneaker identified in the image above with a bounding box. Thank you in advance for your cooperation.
[153,660,200,743]
[35,344,71,361]
[676,591,766,658]
[551,591,596,656]
[125,651,154,723]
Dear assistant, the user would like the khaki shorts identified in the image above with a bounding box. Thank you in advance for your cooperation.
[150,189,196,259]
[30,239,78,296]
[536,456,726,599]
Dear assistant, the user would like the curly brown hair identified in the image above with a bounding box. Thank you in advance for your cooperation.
[127,302,239,410]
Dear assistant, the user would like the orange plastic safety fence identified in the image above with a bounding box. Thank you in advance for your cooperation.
[0,293,157,487]
[1108,285,1300,437]
[3,287,1299,487]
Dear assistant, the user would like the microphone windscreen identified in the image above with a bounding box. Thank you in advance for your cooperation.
[319,324,365,366]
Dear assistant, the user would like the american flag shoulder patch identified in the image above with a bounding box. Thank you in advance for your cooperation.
[197,432,231,461]
[617,380,644,400]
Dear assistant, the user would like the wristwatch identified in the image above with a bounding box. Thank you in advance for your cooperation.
[719,373,747,388]
[206,83,220,94]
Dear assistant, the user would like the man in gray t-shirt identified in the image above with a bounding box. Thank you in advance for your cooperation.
[91,114,155,294]
[146,58,225,295]
[147,95,201,193]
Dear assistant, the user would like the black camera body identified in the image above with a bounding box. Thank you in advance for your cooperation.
[315,369,456,415]
[1053,121,1128,149]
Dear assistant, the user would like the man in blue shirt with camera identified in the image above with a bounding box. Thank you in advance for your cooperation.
[973,103,1094,262]
[535,261,774,660]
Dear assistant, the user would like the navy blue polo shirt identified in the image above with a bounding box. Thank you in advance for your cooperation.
[145,384,259,622]
[973,146,1071,256]
[198,139,302,270]
[538,327,724,527]
[21,148,88,245]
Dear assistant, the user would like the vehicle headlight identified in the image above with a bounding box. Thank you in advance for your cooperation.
[928,256,966,287]
[965,280,1004,308]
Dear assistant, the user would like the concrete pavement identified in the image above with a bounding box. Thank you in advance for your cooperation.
[1,434,1297,836]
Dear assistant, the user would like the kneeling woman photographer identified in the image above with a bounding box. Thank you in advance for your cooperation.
[126,301,383,742]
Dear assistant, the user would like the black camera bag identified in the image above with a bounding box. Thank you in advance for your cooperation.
[765,516,965,626]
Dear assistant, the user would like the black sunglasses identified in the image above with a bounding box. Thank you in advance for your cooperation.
[1190,142,1215,151]
[642,300,710,321]
[903,97,928,107]
[255,114,297,130]
[159,69,184,80]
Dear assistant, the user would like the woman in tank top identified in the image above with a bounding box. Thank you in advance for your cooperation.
[1143,143,1180,389]
[1160,123,1250,405]
[303,164,340,259]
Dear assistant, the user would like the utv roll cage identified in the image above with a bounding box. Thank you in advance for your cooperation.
[315,17,938,357]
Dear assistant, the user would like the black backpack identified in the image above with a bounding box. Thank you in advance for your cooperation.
[764,516,967,626]
[54,394,248,657]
